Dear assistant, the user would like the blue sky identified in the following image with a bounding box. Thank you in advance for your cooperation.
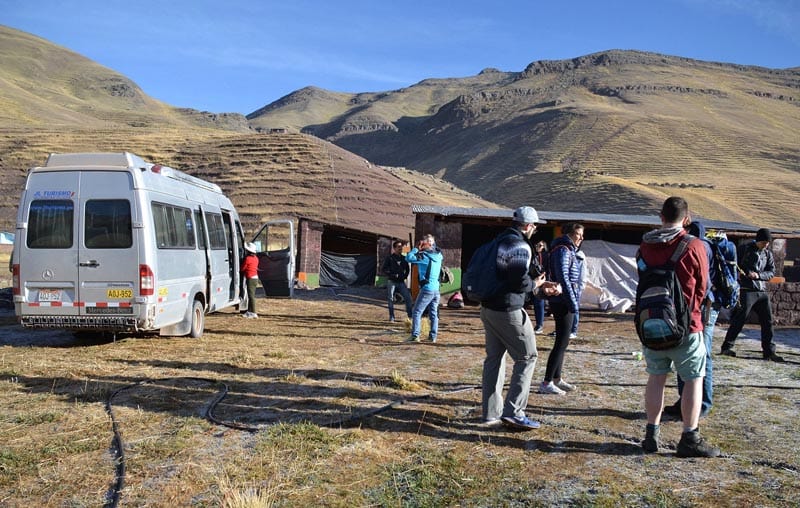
[3,0,799,114]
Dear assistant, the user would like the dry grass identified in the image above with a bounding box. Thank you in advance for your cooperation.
[1,287,799,506]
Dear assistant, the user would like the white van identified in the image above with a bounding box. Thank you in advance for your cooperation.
[11,152,247,337]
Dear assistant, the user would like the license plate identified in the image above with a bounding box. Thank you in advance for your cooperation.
[39,289,62,302]
[107,288,133,299]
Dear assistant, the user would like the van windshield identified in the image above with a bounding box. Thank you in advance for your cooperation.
[27,200,74,248]
[85,199,132,249]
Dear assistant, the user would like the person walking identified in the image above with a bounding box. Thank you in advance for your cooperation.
[539,223,584,395]
[480,206,561,431]
[638,197,719,457]
[241,242,260,319]
[720,228,784,362]
[382,240,412,323]
[405,234,443,343]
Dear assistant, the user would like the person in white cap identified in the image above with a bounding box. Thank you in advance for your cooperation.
[241,242,260,318]
[481,206,561,431]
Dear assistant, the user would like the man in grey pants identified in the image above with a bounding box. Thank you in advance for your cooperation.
[480,206,562,431]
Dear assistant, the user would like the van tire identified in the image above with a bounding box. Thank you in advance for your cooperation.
[189,300,204,338]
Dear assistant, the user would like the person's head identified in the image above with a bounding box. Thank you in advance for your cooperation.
[687,220,705,239]
[755,228,772,250]
[244,242,258,255]
[565,223,585,247]
[535,240,547,252]
[512,206,543,240]
[423,234,435,246]
[418,234,434,251]
[660,196,690,228]
[392,240,404,253]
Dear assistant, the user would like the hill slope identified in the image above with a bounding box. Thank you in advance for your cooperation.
[0,26,495,238]
[250,51,800,231]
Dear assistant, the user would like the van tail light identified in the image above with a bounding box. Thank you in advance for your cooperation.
[139,264,155,296]
[12,264,19,296]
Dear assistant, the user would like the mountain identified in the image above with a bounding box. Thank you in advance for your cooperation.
[249,51,800,231]
[0,25,495,238]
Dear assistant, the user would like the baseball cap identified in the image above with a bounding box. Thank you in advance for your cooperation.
[512,206,543,224]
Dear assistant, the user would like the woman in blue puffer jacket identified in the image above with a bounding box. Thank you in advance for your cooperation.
[539,223,585,395]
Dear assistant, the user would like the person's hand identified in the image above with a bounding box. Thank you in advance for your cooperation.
[533,272,546,288]
[748,271,758,279]
[540,281,562,296]
[418,240,430,250]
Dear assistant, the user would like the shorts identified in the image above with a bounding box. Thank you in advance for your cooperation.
[643,331,706,380]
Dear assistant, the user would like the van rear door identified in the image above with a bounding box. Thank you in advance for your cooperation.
[20,171,81,315]
[77,171,138,316]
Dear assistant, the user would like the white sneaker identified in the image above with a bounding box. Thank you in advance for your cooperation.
[538,381,565,395]
[569,333,578,339]
[555,379,576,392]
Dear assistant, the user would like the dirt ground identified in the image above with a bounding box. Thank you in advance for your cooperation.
[1,286,799,506]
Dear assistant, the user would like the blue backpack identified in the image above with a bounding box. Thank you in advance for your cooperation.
[708,236,740,308]
[461,238,504,303]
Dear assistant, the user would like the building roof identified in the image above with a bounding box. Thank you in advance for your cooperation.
[410,205,796,236]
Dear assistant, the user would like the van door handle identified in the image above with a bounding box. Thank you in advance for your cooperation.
[80,260,100,267]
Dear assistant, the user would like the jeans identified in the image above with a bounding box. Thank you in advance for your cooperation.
[677,304,716,413]
[387,280,412,320]
[410,288,440,340]
[532,295,545,328]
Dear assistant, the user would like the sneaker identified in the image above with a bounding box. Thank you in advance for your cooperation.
[481,418,503,428]
[676,431,720,458]
[389,317,396,322]
[720,347,736,357]
[642,436,659,453]
[427,337,437,343]
[538,381,565,395]
[662,402,682,420]
[554,379,576,392]
[500,415,541,431]
[569,333,578,339]
[764,353,785,362]
[534,326,544,334]
[405,335,420,343]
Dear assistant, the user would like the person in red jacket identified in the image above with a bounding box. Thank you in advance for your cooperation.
[638,197,719,458]
[241,242,260,319]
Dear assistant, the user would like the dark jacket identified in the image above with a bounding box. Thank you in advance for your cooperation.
[738,241,775,292]
[382,253,410,283]
[482,227,534,312]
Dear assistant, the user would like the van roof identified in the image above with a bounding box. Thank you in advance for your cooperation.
[45,152,147,168]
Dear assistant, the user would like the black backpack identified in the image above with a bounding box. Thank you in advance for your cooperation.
[461,238,503,302]
[634,235,694,350]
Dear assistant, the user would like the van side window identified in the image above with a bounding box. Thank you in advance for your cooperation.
[204,212,227,250]
[27,200,74,249]
[152,202,196,249]
[85,200,132,249]
[194,210,206,249]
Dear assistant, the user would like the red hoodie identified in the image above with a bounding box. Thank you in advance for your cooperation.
[639,231,708,333]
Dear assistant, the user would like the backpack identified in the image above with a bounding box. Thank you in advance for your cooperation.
[634,235,694,351]
[439,265,455,285]
[708,236,740,309]
[461,238,504,302]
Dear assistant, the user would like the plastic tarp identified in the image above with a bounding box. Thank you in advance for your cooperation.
[0,232,13,245]
[319,251,377,287]
[578,240,639,313]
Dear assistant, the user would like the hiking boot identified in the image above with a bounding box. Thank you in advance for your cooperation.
[764,353,785,362]
[554,379,576,392]
[500,414,541,431]
[720,347,736,357]
[662,401,682,420]
[538,381,565,395]
[642,424,659,453]
[676,431,720,458]
[405,335,420,343]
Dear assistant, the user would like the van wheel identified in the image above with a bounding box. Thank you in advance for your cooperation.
[189,300,204,338]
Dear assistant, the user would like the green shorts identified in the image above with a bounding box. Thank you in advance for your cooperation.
[643,331,706,380]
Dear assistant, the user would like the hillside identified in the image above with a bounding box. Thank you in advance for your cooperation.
[0,26,495,238]
[249,51,800,231]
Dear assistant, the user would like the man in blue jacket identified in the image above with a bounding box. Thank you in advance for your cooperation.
[405,234,443,343]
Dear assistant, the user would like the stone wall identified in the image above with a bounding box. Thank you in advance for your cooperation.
[768,282,800,326]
